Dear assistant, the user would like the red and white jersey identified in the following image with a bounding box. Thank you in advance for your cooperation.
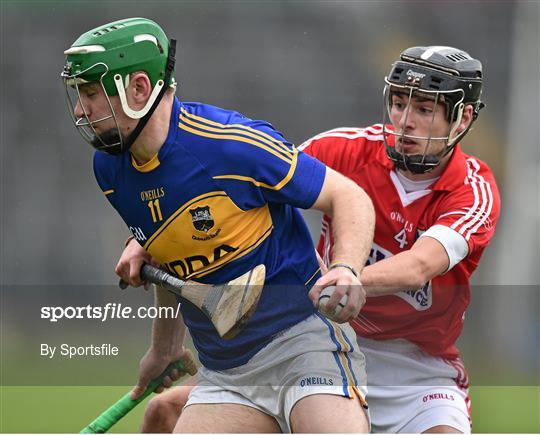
[299,124,500,359]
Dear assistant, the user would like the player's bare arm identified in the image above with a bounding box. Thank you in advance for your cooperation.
[361,236,451,296]
[131,286,187,400]
[308,167,375,322]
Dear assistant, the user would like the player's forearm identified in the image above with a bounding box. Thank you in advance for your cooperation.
[362,236,450,296]
[330,188,375,274]
[361,250,432,296]
[150,285,186,356]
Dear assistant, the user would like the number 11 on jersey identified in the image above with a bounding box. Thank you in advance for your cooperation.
[148,199,163,222]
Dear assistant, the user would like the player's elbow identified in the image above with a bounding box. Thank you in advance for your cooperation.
[407,253,436,289]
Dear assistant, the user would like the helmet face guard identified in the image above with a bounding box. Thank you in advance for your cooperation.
[62,63,125,154]
[382,81,466,174]
[382,46,484,174]
[61,18,176,155]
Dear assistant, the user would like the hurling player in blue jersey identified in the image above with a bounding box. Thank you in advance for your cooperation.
[62,18,375,433]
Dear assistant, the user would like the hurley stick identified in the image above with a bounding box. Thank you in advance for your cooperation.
[120,264,265,339]
[80,350,198,434]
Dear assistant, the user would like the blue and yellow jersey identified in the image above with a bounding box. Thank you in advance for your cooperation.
[93,97,326,369]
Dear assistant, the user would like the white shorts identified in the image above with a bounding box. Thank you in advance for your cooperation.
[185,313,369,432]
[359,337,471,433]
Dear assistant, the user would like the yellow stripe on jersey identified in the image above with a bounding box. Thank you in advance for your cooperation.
[130,153,160,173]
[180,118,293,164]
[213,146,298,191]
[180,108,293,156]
[143,191,273,280]
[304,267,321,286]
[179,108,300,190]
[103,189,114,196]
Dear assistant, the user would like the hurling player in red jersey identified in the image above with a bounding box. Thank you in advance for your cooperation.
[301,46,500,433]
[139,46,500,433]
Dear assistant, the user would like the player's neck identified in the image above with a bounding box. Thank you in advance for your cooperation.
[129,95,174,165]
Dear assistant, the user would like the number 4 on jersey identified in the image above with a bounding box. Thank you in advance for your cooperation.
[394,228,408,249]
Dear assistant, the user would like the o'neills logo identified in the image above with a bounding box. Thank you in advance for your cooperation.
[422,393,455,402]
[299,377,334,387]
[190,206,214,232]
[407,69,425,79]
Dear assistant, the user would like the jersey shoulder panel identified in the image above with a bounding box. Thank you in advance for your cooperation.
[299,124,385,171]
[181,102,254,128]
[178,102,326,210]
[435,154,500,252]
[179,102,295,173]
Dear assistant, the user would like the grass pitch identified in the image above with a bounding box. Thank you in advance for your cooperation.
[1,386,538,432]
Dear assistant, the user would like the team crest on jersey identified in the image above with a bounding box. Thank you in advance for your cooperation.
[190,206,214,232]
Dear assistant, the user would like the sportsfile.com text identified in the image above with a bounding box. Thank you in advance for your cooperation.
[40,303,181,322]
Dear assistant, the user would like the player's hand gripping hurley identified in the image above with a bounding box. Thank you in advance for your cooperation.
[120,263,266,339]
[80,350,198,433]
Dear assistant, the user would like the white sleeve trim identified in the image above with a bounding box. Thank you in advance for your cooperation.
[419,224,469,272]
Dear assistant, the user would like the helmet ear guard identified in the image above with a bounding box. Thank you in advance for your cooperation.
[382,46,485,174]
[120,38,176,153]
[113,74,165,119]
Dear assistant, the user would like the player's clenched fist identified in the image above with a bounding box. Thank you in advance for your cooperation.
[309,264,366,323]
[115,237,160,288]
[131,346,189,400]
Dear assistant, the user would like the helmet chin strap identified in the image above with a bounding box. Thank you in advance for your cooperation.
[387,148,442,174]
[106,39,177,155]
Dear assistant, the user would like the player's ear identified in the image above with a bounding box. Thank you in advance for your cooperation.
[127,72,152,106]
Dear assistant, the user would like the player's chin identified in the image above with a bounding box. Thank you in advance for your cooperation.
[91,128,122,147]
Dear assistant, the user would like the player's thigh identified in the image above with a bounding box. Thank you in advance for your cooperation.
[174,403,281,433]
[423,425,463,433]
[290,394,369,433]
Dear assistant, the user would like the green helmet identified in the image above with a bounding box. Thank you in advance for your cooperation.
[61,18,177,154]
[63,17,174,96]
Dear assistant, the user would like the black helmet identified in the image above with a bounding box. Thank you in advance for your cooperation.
[383,46,485,174]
